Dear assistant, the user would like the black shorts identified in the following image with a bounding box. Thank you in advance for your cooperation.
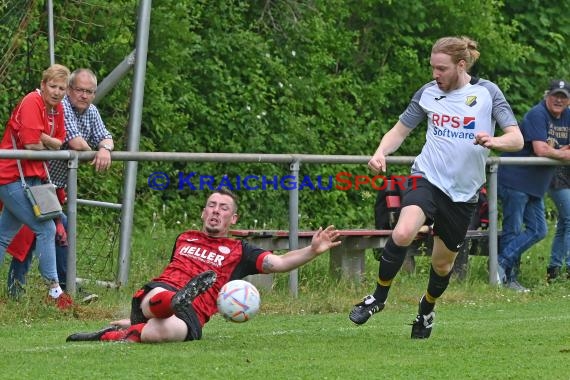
[130,281,201,341]
[401,177,477,251]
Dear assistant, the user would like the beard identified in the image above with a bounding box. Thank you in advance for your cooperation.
[204,225,221,235]
[438,71,461,92]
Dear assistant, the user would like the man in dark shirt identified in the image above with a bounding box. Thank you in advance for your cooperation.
[498,79,570,291]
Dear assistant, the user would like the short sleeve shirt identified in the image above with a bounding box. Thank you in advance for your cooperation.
[0,90,66,184]
[499,100,570,197]
[152,230,271,326]
[49,95,113,188]
[399,78,518,202]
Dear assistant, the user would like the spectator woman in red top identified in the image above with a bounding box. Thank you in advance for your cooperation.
[0,64,72,308]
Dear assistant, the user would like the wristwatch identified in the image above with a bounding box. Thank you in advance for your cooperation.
[100,143,113,152]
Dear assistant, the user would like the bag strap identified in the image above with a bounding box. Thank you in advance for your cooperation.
[10,133,53,187]
[10,96,57,186]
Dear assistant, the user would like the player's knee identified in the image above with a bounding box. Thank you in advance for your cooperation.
[432,261,453,276]
[142,317,186,343]
[391,227,416,247]
[431,252,455,275]
[173,304,202,341]
[140,328,165,343]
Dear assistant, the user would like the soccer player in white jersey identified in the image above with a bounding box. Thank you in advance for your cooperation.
[349,36,523,338]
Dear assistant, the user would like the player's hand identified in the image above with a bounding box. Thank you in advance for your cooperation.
[110,319,131,329]
[91,148,112,172]
[310,225,341,254]
[474,132,493,149]
[368,153,387,174]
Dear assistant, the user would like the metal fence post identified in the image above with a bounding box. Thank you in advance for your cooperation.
[487,163,499,285]
[288,159,300,297]
[66,151,79,295]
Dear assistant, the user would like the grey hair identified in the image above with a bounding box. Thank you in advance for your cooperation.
[69,68,98,88]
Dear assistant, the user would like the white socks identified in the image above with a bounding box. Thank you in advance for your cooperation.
[49,285,64,299]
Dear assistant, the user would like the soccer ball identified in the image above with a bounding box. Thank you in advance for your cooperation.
[217,280,261,323]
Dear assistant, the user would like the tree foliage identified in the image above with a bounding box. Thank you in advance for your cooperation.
[0,0,568,229]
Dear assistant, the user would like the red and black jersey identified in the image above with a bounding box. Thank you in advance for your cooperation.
[152,230,271,326]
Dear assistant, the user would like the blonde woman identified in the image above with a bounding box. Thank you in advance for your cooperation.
[0,64,73,308]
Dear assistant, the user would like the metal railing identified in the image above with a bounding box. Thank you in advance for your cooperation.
[0,149,567,294]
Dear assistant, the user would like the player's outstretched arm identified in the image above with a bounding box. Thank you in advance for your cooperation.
[261,226,341,273]
[369,121,412,174]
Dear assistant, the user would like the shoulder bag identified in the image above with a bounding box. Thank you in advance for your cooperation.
[11,134,62,221]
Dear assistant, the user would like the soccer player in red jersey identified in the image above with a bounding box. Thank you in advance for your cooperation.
[67,188,341,343]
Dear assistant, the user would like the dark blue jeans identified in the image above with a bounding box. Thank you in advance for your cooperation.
[498,185,547,280]
[8,213,68,296]
[548,188,570,269]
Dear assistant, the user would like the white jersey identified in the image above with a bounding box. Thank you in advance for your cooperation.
[400,78,517,202]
